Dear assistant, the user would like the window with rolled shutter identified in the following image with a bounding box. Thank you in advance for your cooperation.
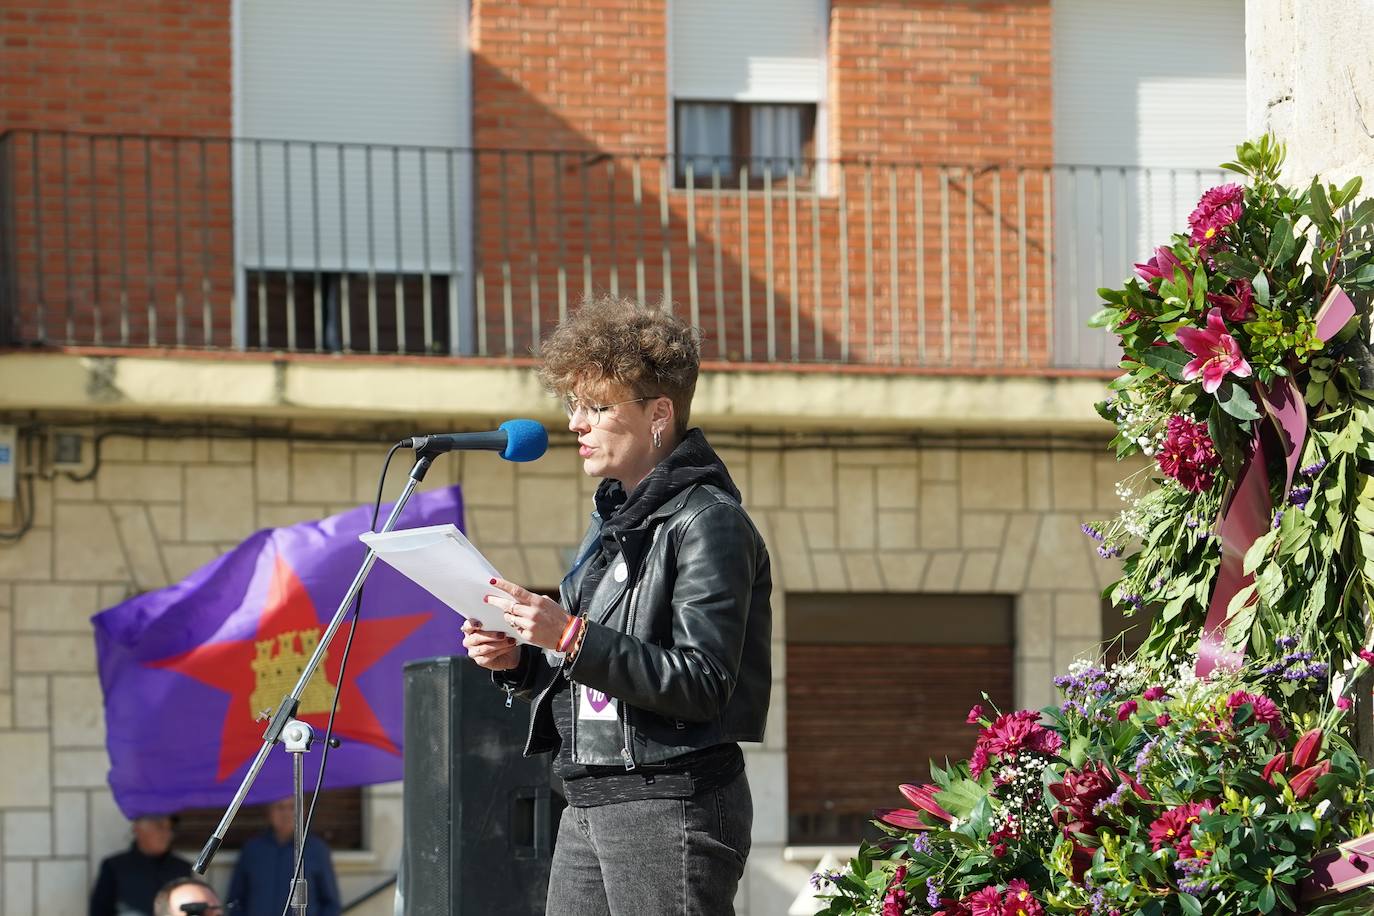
[786,593,1014,845]
[236,0,474,353]
[669,0,827,185]
[176,787,363,852]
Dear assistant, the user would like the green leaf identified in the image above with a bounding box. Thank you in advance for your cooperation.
[1226,584,1260,645]
[1277,510,1314,559]
[1217,381,1262,420]
[934,779,986,819]
[1178,892,1203,916]
[1259,882,1277,914]
[1208,404,1246,480]
[1087,306,1121,329]
[1311,179,1335,229]
[1141,346,1193,381]
[1266,218,1294,265]
[1341,261,1374,289]
[1212,249,1258,279]
[1330,421,1362,456]
[1349,197,1374,233]
[1253,269,1272,306]
[1355,502,1374,534]
[1244,528,1280,574]
[1335,175,1363,207]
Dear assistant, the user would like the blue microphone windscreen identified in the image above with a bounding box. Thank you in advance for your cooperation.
[499,419,548,462]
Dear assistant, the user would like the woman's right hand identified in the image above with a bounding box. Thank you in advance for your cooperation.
[462,619,522,671]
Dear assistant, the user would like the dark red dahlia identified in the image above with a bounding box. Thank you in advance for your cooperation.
[970,710,1062,777]
[1148,800,1215,859]
[1156,415,1221,493]
[1227,690,1288,739]
[1048,761,1116,835]
[1188,184,1245,250]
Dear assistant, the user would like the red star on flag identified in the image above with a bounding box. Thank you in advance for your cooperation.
[152,556,429,781]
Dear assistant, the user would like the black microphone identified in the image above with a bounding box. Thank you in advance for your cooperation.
[399,419,548,462]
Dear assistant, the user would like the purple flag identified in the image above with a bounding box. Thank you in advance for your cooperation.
[93,485,467,818]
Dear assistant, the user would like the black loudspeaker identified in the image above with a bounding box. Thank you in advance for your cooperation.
[400,656,561,916]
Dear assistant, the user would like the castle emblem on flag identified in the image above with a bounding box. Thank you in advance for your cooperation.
[249,629,336,719]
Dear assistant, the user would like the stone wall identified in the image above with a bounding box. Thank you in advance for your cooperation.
[1245,0,1374,186]
[0,420,1135,916]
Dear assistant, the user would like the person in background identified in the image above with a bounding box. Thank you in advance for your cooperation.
[152,877,223,916]
[226,797,341,916]
[90,814,193,916]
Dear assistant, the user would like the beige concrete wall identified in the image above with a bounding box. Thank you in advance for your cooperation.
[0,421,1135,916]
[1246,0,1374,186]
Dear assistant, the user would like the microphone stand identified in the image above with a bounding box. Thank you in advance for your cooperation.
[193,450,439,901]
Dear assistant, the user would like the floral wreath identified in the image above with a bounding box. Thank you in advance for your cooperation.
[814,138,1374,916]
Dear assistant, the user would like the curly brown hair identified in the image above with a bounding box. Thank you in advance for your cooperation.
[537,295,701,434]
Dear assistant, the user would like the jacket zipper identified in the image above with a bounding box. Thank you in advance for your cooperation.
[620,579,643,770]
[522,671,561,757]
[620,523,663,769]
[569,676,579,759]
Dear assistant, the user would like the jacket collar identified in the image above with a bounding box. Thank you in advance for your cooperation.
[574,484,704,625]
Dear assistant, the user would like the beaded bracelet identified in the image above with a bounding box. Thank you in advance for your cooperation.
[565,619,589,661]
[557,615,584,653]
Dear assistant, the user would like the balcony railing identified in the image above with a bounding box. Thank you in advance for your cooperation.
[0,130,1229,370]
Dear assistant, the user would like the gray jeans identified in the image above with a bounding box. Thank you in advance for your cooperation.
[546,773,753,916]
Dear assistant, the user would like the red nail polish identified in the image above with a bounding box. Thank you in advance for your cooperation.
[489,577,497,585]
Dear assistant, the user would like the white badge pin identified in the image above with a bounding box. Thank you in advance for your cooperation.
[613,561,628,583]
[579,685,618,721]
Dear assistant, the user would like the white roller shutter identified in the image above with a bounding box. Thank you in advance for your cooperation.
[671,0,827,102]
[1051,0,1245,366]
[236,0,471,275]
[1053,0,1246,169]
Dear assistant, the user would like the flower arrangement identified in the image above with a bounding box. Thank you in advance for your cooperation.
[812,655,1374,916]
[1083,136,1374,670]
[816,138,1374,915]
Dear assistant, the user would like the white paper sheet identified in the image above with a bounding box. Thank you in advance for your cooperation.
[359,523,517,638]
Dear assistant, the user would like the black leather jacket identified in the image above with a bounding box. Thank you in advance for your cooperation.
[496,482,772,769]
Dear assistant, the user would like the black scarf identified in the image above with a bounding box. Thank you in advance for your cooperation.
[574,428,739,613]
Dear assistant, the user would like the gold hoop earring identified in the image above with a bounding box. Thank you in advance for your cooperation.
[652,428,662,449]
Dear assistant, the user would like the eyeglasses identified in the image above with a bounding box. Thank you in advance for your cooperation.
[562,396,653,426]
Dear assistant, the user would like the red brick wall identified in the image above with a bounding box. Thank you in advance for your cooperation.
[469,0,1055,367]
[471,0,668,153]
[1,2,235,346]
[0,0,1055,364]
[829,0,1053,165]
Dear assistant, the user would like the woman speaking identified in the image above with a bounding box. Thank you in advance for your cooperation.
[462,296,772,916]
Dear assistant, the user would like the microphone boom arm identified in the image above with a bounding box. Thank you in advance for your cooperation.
[193,452,437,874]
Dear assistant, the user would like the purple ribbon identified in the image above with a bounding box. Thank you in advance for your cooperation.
[1195,288,1356,677]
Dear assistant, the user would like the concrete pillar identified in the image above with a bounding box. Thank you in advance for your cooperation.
[1248,0,1374,766]
[1246,0,1374,185]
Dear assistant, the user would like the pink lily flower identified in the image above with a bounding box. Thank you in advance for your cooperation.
[1133,246,1189,289]
[1176,308,1252,394]
[899,783,954,822]
[1206,278,1256,322]
[875,783,953,831]
[1293,728,1325,770]
[875,807,933,830]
